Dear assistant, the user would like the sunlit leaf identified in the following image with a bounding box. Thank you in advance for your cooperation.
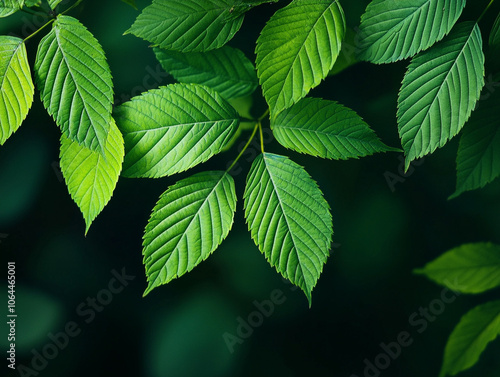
[244,153,333,305]
[35,15,114,151]
[0,36,34,145]
[143,171,236,295]
[0,0,24,17]
[272,98,399,159]
[60,120,124,233]
[256,0,345,115]
[114,84,239,178]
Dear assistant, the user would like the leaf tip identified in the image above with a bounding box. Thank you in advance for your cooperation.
[143,284,155,297]
[404,157,412,174]
[303,288,313,308]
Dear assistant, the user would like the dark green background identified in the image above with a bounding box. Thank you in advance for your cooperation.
[1,0,499,376]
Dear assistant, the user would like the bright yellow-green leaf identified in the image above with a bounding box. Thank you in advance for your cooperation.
[35,15,114,152]
[244,153,333,305]
[0,36,34,145]
[143,171,236,295]
[60,120,124,234]
[256,0,345,115]
[0,0,24,17]
[114,84,239,178]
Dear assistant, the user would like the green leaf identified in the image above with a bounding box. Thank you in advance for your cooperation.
[35,15,114,152]
[154,45,258,99]
[244,153,333,305]
[256,0,346,115]
[224,0,279,21]
[271,98,399,160]
[60,119,124,234]
[490,12,500,48]
[358,0,466,64]
[125,0,244,52]
[398,22,485,170]
[0,36,34,145]
[414,243,500,294]
[114,84,239,178]
[0,0,23,17]
[120,0,137,9]
[48,0,64,9]
[24,0,40,6]
[440,300,500,377]
[143,171,236,295]
[450,90,500,198]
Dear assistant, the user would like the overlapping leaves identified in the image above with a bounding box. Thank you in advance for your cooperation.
[114,84,239,178]
[358,0,466,64]
[398,22,485,169]
[126,0,244,52]
[60,120,124,233]
[35,15,114,152]
[272,98,398,159]
[256,0,346,115]
[154,46,258,99]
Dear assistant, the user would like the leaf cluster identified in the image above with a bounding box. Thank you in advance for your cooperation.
[0,0,499,312]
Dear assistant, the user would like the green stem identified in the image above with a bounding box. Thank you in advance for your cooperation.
[258,122,265,153]
[258,108,270,122]
[226,123,259,173]
[23,0,84,43]
[24,19,55,42]
[478,0,496,23]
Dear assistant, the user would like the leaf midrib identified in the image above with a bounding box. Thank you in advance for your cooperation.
[404,25,477,151]
[276,123,373,141]
[268,2,337,107]
[0,40,22,91]
[54,22,107,150]
[125,119,237,135]
[263,155,311,290]
[144,2,231,25]
[147,174,226,287]
[362,1,430,47]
